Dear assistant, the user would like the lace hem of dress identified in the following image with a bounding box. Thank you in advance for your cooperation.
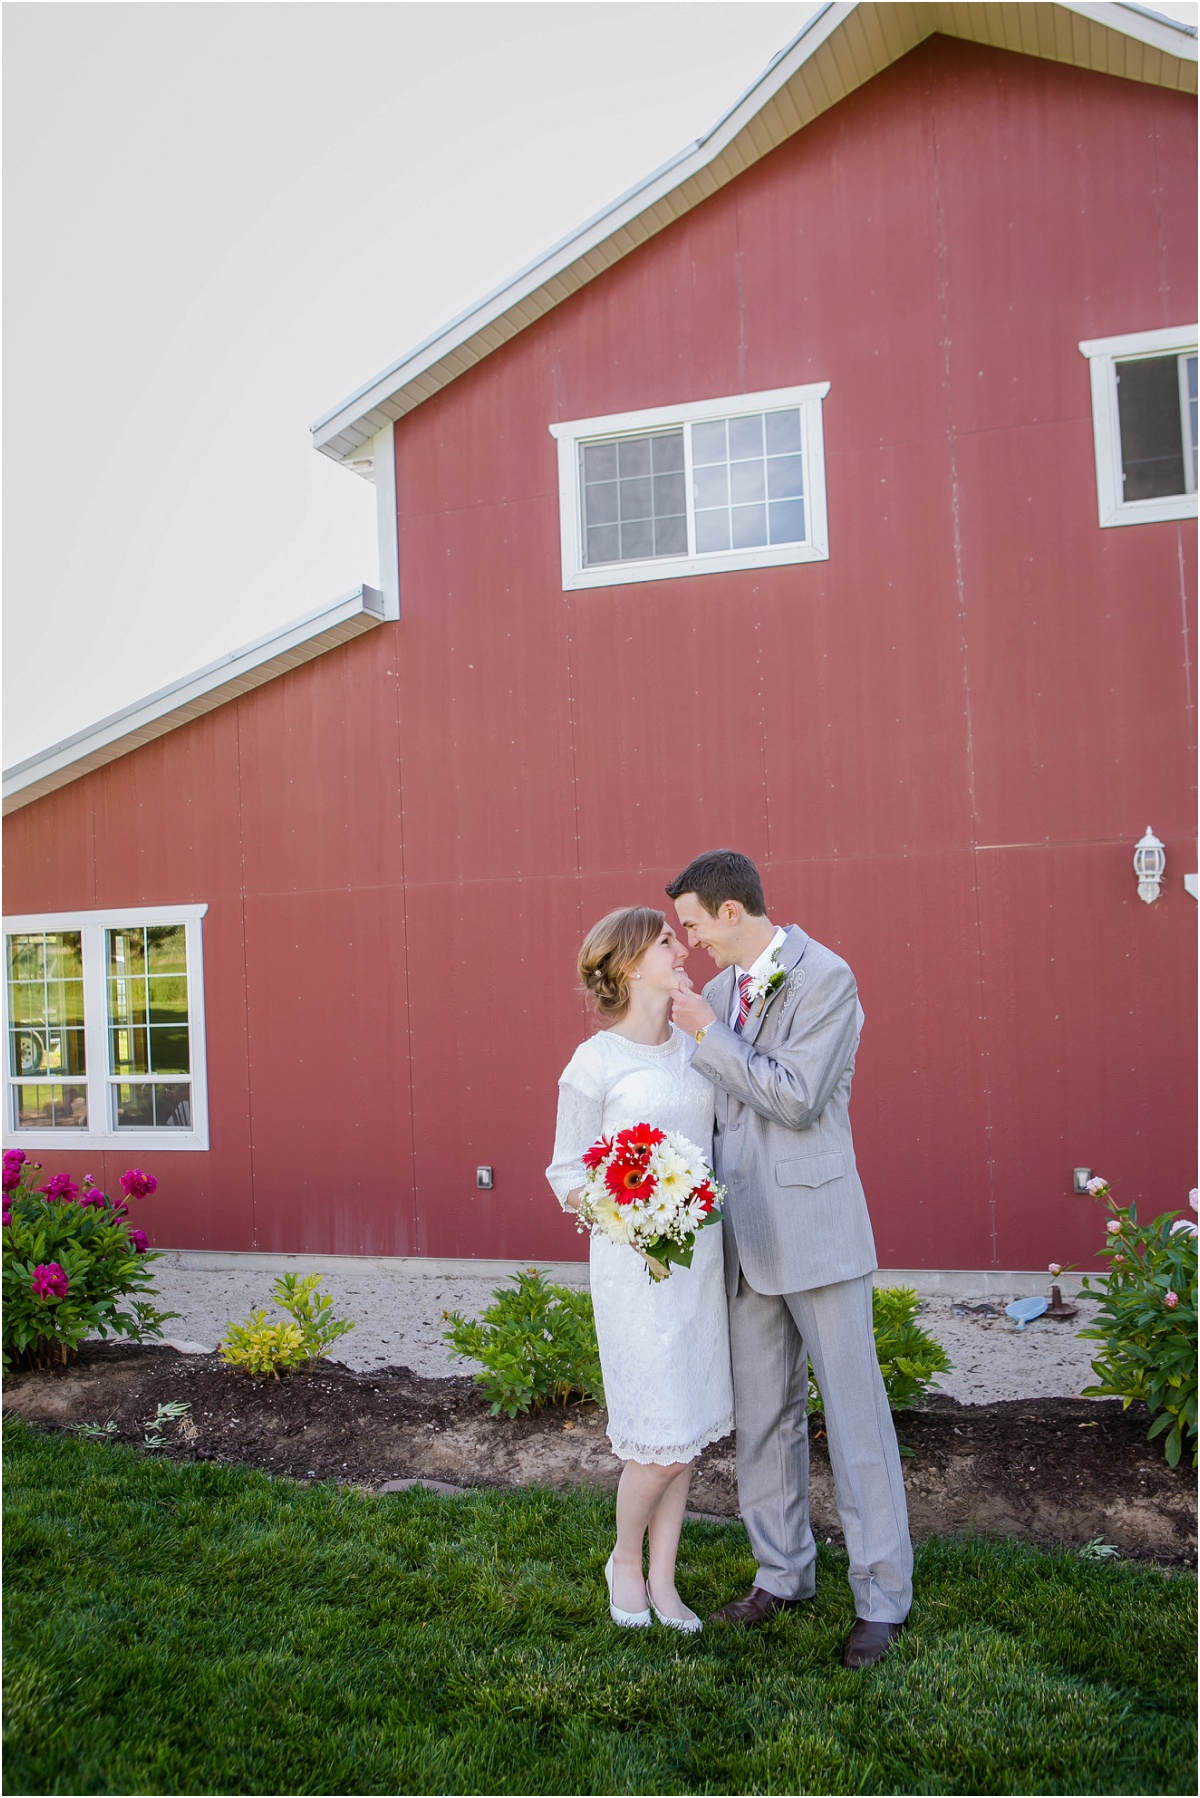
[607,1412,735,1467]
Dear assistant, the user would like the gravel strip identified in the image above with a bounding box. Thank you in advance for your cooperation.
[141,1263,1103,1406]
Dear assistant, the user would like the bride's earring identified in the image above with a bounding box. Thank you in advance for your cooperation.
[633,973,641,979]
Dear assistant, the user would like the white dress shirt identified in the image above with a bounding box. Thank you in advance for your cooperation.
[728,925,789,1028]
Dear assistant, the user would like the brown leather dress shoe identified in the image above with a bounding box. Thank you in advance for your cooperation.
[842,1618,906,1668]
[708,1586,810,1626]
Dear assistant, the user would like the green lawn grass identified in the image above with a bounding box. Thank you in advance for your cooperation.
[3,1419,1195,1797]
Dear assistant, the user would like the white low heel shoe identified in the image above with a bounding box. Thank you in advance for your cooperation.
[604,1555,652,1628]
[646,1584,703,1635]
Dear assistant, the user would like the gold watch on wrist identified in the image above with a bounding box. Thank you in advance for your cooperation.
[696,1023,712,1044]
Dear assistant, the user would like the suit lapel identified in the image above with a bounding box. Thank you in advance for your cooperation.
[705,965,737,1028]
[739,925,809,1046]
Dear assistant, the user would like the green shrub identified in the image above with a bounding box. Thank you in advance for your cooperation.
[443,1267,605,1416]
[1077,1181,1197,1468]
[2,1154,176,1371]
[810,1285,952,1416]
[219,1273,355,1377]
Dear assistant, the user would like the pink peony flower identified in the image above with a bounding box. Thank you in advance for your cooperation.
[2,1149,26,1191]
[119,1169,157,1202]
[1190,1189,1198,1214]
[1085,1176,1109,1196]
[1164,1291,1179,1309]
[1048,1263,1062,1276]
[31,1262,68,1299]
[38,1173,79,1202]
[127,1228,150,1254]
[1106,1219,1122,1234]
[2,1203,11,1228]
[78,1188,107,1209]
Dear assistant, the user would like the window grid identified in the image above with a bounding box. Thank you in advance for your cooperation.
[2,907,208,1150]
[577,405,810,570]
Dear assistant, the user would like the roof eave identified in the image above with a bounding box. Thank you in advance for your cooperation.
[310,0,1197,465]
[2,585,386,815]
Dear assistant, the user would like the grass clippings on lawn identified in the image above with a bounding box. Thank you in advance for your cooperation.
[3,1419,1196,1797]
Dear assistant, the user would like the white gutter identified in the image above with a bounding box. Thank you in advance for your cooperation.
[3,585,386,815]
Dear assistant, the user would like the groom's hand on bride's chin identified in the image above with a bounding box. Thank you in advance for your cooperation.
[671,987,717,1037]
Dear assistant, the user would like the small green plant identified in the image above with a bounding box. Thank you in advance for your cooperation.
[1078,1536,1120,1561]
[68,1419,118,1443]
[810,1285,953,1416]
[443,1267,605,1416]
[143,1400,191,1451]
[2,1154,176,1371]
[1076,1180,1197,1469]
[219,1274,355,1378]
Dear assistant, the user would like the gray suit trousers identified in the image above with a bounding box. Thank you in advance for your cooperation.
[730,1271,913,1622]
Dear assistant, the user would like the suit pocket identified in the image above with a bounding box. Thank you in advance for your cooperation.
[774,1151,846,1188]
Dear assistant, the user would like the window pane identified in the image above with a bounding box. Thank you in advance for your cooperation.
[109,979,148,1026]
[767,454,804,501]
[582,441,617,482]
[730,460,766,505]
[731,504,769,549]
[1187,355,1198,480]
[586,523,620,565]
[728,413,764,461]
[148,976,188,1024]
[651,432,685,473]
[691,420,727,466]
[765,409,803,456]
[44,937,83,980]
[581,429,687,564]
[769,498,807,545]
[1116,356,1186,500]
[108,928,146,977]
[695,510,731,553]
[147,926,187,974]
[618,477,653,520]
[111,1025,150,1075]
[114,1082,191,1129]
[586,480,619,525]
[652,472,685,514]
[13,1083,88,1129]
[693,465,729,509]
[8,936,44,982]
[149,1025,190,1074]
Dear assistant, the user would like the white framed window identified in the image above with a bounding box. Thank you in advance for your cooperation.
[2,904,209,1152]
[1079,325,1197,528]
[549,383,830,590]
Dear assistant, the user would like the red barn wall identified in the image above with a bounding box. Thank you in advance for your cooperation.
[4,37,1195,1270]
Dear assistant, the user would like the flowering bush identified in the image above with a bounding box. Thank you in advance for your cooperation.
[2,1151,176,1370]
[1076,1180,1197,1468]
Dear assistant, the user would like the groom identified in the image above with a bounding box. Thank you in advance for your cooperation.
[666,849,912,1668]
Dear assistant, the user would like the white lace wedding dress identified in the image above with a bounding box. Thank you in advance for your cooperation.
[546,1024,734,1464]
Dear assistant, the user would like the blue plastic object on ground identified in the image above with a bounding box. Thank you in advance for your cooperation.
[1005,1295,1049,1331]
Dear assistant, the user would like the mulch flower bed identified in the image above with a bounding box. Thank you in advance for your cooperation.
[4,1342,1195,1566]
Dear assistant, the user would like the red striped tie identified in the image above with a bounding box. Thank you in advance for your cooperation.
[735,973,752,1033]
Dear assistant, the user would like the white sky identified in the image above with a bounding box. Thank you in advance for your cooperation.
[4,0,1196,768]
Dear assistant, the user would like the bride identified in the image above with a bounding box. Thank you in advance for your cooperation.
[546,906,734,1633]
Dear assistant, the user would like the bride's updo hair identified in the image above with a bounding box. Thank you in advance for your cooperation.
[578,907,665,1022]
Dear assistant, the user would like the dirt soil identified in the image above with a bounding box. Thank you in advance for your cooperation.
[4,1343,1194,1566]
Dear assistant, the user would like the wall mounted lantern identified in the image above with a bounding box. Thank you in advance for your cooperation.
[1133,827,1166,904]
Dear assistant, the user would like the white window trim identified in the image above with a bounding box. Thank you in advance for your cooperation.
[2,903,209,1152]
[549,383,831,591]
[1078,325,1198,528]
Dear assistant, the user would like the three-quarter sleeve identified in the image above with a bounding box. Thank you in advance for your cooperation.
[545,1048,606,1209]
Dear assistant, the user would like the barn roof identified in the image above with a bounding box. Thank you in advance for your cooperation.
[311,0,1198,471]
[5,2,1194,817]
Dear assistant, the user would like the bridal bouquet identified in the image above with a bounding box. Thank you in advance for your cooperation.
[574,1123,723,1281]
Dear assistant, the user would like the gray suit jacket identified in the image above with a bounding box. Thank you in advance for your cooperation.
[692,924,878,1298]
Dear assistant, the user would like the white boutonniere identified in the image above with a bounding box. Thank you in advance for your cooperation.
[746,952,789,1016]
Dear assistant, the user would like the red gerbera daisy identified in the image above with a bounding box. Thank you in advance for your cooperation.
[616,1123,665,1152]
[582,1135,613,1171]
[604,1157,657,1205]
